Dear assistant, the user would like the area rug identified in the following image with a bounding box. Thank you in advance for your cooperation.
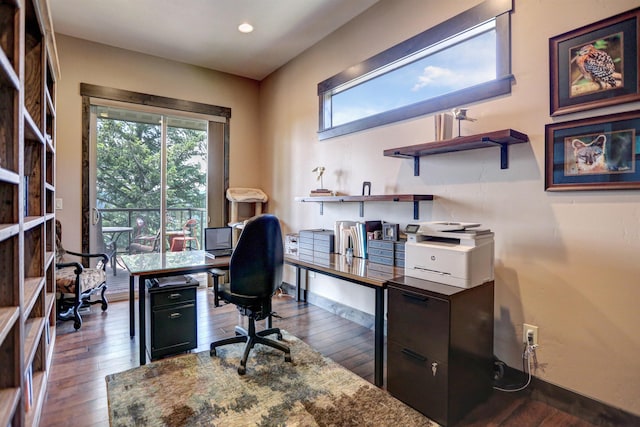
[106,330,437,426]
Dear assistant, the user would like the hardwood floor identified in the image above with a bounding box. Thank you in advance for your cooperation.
[41,287,596,426]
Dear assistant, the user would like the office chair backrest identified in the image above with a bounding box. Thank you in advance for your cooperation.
[230,214,283,299]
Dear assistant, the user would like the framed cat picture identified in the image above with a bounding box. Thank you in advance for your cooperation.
[545,111,640,191]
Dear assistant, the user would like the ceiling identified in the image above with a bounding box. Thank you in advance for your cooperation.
[50,0,381,81]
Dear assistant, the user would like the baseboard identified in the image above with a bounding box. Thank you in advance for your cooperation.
[280,282,377,330]
[501,363,640,426]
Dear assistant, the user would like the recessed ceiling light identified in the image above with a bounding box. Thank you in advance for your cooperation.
[238,23,254,33]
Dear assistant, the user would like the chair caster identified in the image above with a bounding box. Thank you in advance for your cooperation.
[73,319,82,330]
[210,345,217,357]
[238,366,246,375]
[277,333,283,340]
[101,301,108,311]
[285,354,292,363]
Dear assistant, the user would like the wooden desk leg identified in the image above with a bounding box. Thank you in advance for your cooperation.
[374,287,384,387]
[139,275,147,365]
[129,275,135,338]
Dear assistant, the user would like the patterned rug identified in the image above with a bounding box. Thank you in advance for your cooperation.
[106,331,437,426]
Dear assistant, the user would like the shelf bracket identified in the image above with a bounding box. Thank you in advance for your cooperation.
[499,142,509,169]
[359,201,364,217]
[482,137,510,169]
[319,202,324,215]
[413,156,420,176]
[413,201,420,220]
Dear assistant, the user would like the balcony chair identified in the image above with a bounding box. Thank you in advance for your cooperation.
[210,214,291,374]
[170,218,200,251]
[55,220,109,330]
[129,217,161,254]
[96,213,117,275]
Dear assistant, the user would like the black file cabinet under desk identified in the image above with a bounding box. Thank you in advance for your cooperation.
[386,276,494,427]
[145,283,198,360]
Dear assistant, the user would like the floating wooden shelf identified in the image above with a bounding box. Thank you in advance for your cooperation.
[383,129,529,176]
[295,194,433,219]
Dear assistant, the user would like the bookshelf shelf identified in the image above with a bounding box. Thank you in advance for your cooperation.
[0,307,19,343]
[0,0,58,424]
[295,194,434,220]
[383,128,529,176]
[0,388,20,427]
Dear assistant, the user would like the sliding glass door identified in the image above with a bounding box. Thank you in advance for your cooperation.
[88,104,211,295]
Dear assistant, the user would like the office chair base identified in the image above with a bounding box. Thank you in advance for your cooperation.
[210,321,292,375]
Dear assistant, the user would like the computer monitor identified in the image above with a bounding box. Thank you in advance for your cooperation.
[204,227,233,252]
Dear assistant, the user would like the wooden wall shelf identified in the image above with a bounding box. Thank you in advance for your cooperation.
[383,129,529,176]
[295,194,434,219]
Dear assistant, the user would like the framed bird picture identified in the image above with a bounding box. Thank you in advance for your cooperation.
[549,7,640,116]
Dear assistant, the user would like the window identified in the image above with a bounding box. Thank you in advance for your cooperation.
[318,0,513,140]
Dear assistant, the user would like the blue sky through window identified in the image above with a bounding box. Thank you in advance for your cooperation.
[331,27,496,127]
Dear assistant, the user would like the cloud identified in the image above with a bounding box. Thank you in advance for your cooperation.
[412,66,457,91]
[412,64,494,92]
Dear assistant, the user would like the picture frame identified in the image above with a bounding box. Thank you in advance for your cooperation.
[549,7,640,116]
[545,111,640,191]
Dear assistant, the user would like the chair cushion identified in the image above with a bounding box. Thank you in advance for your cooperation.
[56,266,106,294]
[218,282,271,320]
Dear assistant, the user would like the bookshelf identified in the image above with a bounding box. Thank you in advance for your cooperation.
[0,0,58,425]
[383,129,529,176]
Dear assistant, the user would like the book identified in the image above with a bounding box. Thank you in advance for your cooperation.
[24,364,33,412]
[309,189,333,196]
[334,220,356,254]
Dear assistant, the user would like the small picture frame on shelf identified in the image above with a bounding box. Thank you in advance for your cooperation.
[545,111,640,191]
[549,7,640,116]
[383,223,399,241]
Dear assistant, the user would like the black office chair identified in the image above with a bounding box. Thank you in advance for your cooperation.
[209,214,292,374]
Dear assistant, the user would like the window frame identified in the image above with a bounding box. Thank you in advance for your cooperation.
[317,0,514,140]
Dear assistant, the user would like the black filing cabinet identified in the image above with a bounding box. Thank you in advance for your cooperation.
[146,283,198,360]
[387,276,494,426]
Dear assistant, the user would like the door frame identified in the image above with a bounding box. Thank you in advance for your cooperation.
[80,83,232,255]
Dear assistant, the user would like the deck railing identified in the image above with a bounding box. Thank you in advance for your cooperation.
[100,207,207,253]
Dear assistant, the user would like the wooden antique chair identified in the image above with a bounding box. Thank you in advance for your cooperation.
[55,220,109,330]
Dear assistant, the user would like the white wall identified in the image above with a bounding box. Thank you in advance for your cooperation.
[55,35,261,246]
[259,0,640,415]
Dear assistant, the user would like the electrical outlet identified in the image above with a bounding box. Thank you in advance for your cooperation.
[522,323,538,345]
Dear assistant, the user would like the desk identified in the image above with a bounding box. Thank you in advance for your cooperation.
[103,226,133,275]
[284,253,402,387]
[121,251,230,365]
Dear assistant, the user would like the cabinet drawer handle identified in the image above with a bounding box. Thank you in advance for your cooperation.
[169,313,183,319]
[168,293,182,300]
[401,348,427,362]
[401,292,429,303]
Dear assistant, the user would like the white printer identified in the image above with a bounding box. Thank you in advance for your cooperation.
[404,221,494,288]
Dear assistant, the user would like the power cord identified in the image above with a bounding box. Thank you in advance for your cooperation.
[493,341,538,392]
